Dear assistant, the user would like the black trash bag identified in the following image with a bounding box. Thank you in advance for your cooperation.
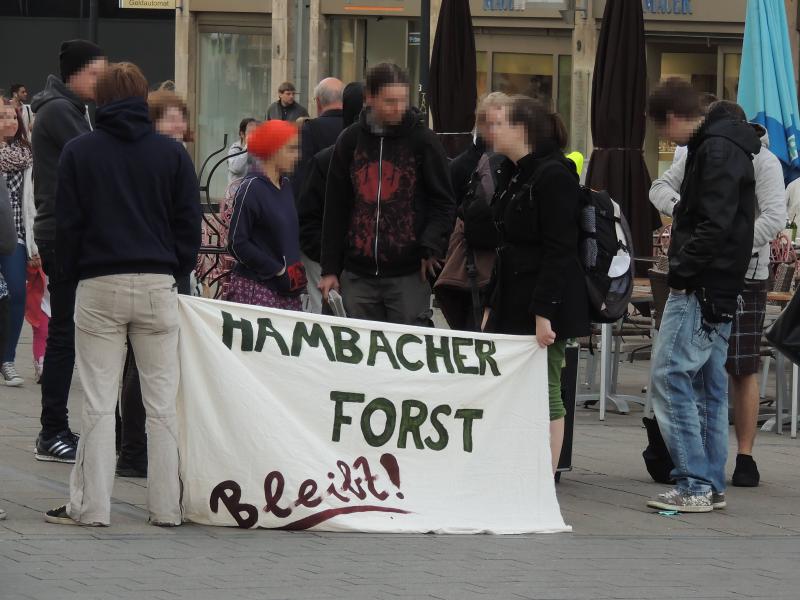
[642,416,675,484]
[765,291,800,365]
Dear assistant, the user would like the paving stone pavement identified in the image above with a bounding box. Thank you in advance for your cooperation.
[1,332,799,600]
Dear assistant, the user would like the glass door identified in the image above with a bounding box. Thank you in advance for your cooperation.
[197,25,271,201]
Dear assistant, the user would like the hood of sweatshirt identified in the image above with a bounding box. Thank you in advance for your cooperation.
[359,106,421,138]
[690,104,762,158]
[95,97,153,142]
[31,74,86,114]
[750,122,770,149]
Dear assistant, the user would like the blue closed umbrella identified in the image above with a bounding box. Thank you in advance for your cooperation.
[738,0,800,183]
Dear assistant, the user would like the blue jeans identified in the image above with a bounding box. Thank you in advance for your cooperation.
[0,242,27,363]
[651,291,732,495]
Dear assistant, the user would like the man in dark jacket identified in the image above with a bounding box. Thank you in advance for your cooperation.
[319,63,455,325]
[44,62,201,528]
[31,39,107,464]
[297,81,363,313]
[645,78,760,514]
[0,177,13,521]
[292,77,344,200]
[266,81,309,122]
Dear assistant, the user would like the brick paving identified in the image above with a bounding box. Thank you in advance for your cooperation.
[2,333,800,600]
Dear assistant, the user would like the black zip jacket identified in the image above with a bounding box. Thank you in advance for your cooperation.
[31,75,92,242]
[669,105,761,301]
[488,150,589,340]
[298,145,334,263]
[56,98,201,283]
[320,108,456,278]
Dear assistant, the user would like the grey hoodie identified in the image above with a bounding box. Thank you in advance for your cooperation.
[31,74,92,241]
[649,124,786,281]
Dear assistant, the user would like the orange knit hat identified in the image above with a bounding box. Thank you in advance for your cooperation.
[247,120,298,160]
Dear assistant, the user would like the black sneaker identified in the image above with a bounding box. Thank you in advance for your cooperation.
[711,493,727,509]
[35,431,79,463]
[44,505,105,527]
[116,460,147,478]
[731,454,760,487]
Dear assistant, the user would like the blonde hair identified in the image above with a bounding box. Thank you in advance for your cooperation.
[476,91,510,125]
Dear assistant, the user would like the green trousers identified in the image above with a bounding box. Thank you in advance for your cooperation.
[547,340,568,421]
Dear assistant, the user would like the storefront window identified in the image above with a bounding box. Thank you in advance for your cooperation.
[330,18,358,84]
[407,20,421,107]
[558,55,572,140]
[476,51,488,98]
[491,53,554,107]
[724,53,742,101]
[660,52,718,94]
[198,30,271,201]
[657,52,717,175]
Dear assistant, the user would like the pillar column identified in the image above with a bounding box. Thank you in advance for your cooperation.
[272,0,289,98]
[569,3,596,162]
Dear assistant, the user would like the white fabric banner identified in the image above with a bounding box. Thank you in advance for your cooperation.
[177,296,570,534]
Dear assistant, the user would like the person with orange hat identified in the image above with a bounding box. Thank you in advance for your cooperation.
[225,120,307,310]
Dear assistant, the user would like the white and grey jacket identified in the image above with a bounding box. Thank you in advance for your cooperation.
[649,125,786,281]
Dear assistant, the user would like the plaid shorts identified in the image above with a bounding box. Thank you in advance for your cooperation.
[725,279,768,376]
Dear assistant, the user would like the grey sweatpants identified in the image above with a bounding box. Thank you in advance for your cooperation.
[340,270,433,326]
[67,274,182,526]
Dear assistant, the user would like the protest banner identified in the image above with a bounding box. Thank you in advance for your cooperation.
[177,296,570,534]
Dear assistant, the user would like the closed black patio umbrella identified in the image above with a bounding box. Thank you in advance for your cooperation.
[429,0,477,158]
[586,0,661,271]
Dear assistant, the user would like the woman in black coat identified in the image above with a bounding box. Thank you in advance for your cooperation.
[484,96,589,474]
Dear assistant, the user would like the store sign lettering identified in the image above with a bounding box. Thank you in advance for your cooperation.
[483,0,525,11]
[643,0,693,15]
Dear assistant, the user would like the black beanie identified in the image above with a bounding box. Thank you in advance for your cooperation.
[342,82,365,127]
[59,39,105,82]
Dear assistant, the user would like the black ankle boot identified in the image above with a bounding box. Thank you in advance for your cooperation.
[731,453,760,487]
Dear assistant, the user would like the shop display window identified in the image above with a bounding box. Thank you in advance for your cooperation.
[197,29,271,201]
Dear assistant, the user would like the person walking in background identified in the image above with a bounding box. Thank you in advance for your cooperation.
[292,77,344,198]
[319,63,455,325]
[25,262,49,384]
[297,81,364,314]
[0,101,34,386]
[31,39,106,463]
[225,120,306,310]
[649,100,785,489]
[9,84,33,136]
[482,97,589,475]
[267,82,309,122]
[227,117,258,185]
[44,62,201,528]
[646,79,760,513]
[148,90,192,145]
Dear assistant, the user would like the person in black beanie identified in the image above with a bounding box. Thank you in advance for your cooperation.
[297,81,364,313]
[30,40,106,464]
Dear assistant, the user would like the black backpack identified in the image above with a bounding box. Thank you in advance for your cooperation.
[578,187,634,323]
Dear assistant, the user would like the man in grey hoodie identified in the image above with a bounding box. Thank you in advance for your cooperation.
[31,40,107,464]
[649,100,785,489]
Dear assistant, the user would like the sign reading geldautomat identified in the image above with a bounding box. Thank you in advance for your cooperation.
[118,0,176,9]
[177,296,569,534]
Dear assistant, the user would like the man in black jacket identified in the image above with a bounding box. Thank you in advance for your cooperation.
[298,81,363,313]
[645,78,760,514]
[292,77,344,200]
[319,64,455,325]
[31,39,107,464]
[44,62,201,528]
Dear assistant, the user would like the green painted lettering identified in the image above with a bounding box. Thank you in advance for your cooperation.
[424,405,452,451]
[254,318,290,355]
[360,397,396,447]
[367,330,401,369]
[475,340,501,376]
[330,391,365,442]
[425,335,455,374]
[291,322,335,361]
[452,337,479,375]
[331,326,364,364]
[455,409,484,453]
[398,399,428,449]
[221,311,254,351]
[396,334,424,371]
